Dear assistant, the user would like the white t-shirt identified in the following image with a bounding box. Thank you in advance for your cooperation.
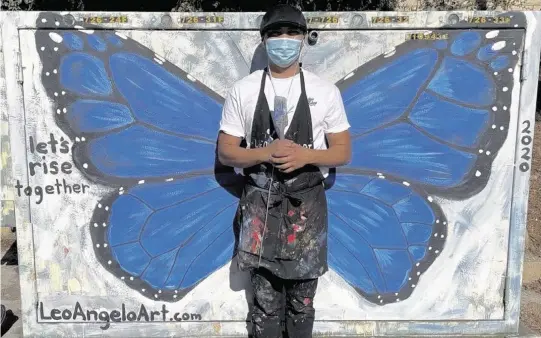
[219,69,350,177]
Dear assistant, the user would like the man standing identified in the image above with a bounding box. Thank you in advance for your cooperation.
[217,4,351,338]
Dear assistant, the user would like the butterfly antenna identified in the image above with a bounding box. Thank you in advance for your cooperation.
[258,166,274,268]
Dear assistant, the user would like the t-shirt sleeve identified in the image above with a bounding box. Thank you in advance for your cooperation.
[219,85,245,138]
[324,85,351,134]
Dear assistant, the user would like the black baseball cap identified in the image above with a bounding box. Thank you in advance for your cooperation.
[259,4,308,37]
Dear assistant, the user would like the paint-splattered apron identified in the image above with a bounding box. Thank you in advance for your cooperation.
[235,68,328,280]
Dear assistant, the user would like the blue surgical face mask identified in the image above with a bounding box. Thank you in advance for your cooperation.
[265,37,303,68]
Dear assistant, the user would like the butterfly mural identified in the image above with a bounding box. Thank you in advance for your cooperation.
[34,12,525,306]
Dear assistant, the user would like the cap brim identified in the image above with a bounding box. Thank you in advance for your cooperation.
[261,21,307,35]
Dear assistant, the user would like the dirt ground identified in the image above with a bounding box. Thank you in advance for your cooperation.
[521,119,541,334]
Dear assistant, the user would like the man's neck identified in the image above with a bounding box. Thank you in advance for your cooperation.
[269,62,300,78]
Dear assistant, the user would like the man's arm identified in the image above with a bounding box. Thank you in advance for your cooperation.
[271,131,351,173]
[305,130,351,167]
[217,132,269,168]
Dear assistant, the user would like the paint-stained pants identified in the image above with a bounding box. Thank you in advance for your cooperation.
[250,268,318,338]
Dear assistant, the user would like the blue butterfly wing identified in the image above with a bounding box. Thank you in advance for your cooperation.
[329,16,525,305]
[35,13,241,301]
[35,13,224,187]
[336,26,524,198]
[327,174,446,305]
[89,175,239,300]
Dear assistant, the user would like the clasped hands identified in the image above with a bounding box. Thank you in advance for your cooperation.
[265,139,312,173]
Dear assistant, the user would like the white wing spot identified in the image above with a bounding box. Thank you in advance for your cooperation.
[74,25,95,34]
[435,250,440,254]
[508,68,513,73]
[107,260,112,265]
[175,290,178,294]
[427,196,433,202]
[173,295,177,298]
[53,69,57,74]
[54,92,58,97]
[56,109,61,114]
[54,47,59,52]
[441,234,445,238]
[486,151,491,156]
[49,32,63,43]
[479,149,484,153]
[434,233,438,237]
[165,178,173,182]
[494,71,498,75]
[83,163,89,169]
[138,180,145,184]
[75,137,80,142]
[503,87,508,92]
[104,243,108,248]
[492,106,497,111]
[46,72,50,76]
[102,223,107,227]
[512,50,517,55]
[417,271,421,276]
[96,244,100,248]
[402,181,410,186]
[41,18,47,23]
[142,289,145,292]
[343,71,355,80]
[130,276,134,280]
[40,46,45,51]
[416,262,420,267]
[412,284,416,288]
[81,137,86,141]
[486,30,499,38]
[98,203,102,208]
[384,48,396,58]
[105,206,109,211]
[492,124,497,129]
[500,126,505,131]
[429,246,432,250]
[491,41,506,51]
[475,170,481,177]
[62,108,67,113]
[93,223,98,227]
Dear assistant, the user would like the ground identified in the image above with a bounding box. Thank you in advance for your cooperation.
[1,124,541,337]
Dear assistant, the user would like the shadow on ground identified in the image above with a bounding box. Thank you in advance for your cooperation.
[1,241,17,266]
[1,305,19,337]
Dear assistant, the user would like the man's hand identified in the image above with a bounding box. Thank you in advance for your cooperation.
[265,139,295,161]
[270,143,311,173]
